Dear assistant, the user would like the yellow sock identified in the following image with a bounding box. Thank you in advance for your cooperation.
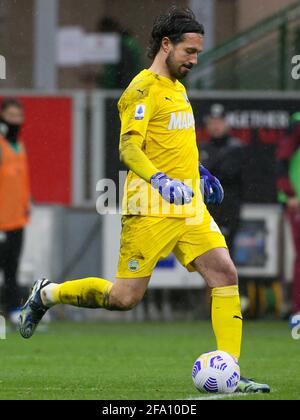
[48,277,113,309]
[211,285,243,361]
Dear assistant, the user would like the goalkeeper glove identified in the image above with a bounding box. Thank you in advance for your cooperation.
[199,164,224,205]
[150,172,194,205]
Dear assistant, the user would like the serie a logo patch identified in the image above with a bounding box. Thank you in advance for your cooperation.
[135,105,146,120]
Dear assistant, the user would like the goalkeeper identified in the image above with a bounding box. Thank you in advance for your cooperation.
[19,6,269,394]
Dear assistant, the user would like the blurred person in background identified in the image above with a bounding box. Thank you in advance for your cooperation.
[96,17,144,89]
[277,112,300,322]
[200,104,246,253]
[200,104,250,316]
[0,98,30,322]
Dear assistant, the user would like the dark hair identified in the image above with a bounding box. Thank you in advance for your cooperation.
[0,97,23,113]
[148,6,204,60]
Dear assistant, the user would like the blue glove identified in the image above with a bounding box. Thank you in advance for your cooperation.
[199,164,224,205]
[150,172,194,205]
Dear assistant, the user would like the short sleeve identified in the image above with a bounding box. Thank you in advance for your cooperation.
[118,85,156,138]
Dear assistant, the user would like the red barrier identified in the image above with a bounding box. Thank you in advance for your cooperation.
[0,95,73,205]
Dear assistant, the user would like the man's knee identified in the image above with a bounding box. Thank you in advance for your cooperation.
[109,290,143,311]
[194,250,239,288]
[219,260,238,286]
[108,276,150,311]
[119,295,141,311]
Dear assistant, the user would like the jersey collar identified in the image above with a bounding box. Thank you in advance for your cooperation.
[144,69,182,90]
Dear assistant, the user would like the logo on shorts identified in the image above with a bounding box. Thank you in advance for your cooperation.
[135,105,146,120]
[128,259,139,272]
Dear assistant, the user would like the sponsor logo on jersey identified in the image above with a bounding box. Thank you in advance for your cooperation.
[168,112,195,130]
[135,105,146,120]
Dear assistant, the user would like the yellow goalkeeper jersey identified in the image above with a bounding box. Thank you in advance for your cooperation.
[118,69,202,217]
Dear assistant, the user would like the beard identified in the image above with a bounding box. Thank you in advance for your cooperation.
[166,51,192,80]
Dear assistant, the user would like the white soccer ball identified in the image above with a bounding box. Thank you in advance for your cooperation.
[192,350,240,394]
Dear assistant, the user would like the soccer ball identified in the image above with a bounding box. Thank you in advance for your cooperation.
[192,350,240,394]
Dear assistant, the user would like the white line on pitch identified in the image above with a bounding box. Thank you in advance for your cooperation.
[185,393,245,400]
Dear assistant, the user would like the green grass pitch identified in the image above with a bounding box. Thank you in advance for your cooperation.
[0,320,299,400]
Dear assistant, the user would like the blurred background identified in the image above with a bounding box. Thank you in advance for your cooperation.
[1,0,300,323]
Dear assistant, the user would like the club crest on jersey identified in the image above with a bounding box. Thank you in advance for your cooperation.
[128,259,139,272]
[135,105,146,120]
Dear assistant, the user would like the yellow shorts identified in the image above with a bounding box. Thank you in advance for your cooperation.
[116,206,227,278]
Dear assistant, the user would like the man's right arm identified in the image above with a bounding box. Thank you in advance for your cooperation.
[119,130,159,183]
[119,131,194,205]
